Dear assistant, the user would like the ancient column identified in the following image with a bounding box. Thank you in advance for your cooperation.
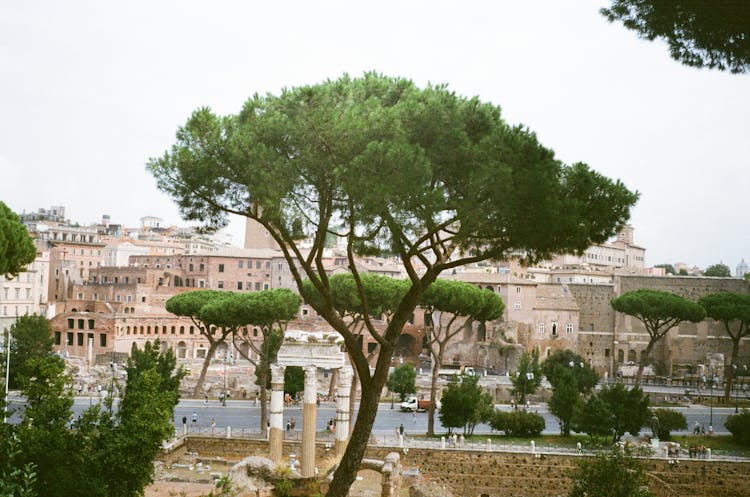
[269,364,286,465]
[301,365,318,477]
[335,366,353,456]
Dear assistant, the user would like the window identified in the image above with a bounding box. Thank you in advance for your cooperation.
[513,301,521,310]
[77,292,83,299]
[127,295,132,302]
[115,295,121,302]
[265,261,271,269]
[141,296,146,303]
[218,281,224,289]
[78,319,84,329]
[189,264,194,271]
[88,319,95,329]
[551,322,558,336]
[199,263,205,272]
[516,286,521,293]
[199,280,205,288]
[189,326,195,334]
[238,260,243,268]
[100,334,107,347]
[180,326,185,334]
[77,333,84,346]
[218,264,225,272]
[237,282,243,290]
[68,318,74,329]
[54,331,61,345]
[171,326,176,334]
[538,322,545,334]
[302,308,309,316]
[255,282,261,291]
[67,332,74,346]
[256,261,261,269]
[263,283,269,290]
[566,323,573,334]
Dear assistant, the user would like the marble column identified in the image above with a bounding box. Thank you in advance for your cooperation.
[335,366,353,457]
[301,365,318,477]
[269,364,286,465]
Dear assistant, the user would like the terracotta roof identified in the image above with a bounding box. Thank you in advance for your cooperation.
[534,284,579,311]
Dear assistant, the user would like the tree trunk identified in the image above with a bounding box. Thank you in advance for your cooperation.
[326,367,387,497]
[725,339,741,401]
[259,364,268,432]
[192,342,219,397]
[633,340,655,388]
[349,364,358,436]
[427,348,443,436]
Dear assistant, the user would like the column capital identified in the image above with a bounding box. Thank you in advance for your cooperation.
[271,364,286,385]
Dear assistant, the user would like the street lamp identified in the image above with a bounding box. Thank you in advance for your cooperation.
[732,364,740,413]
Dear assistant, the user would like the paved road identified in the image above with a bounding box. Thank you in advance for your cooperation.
[6,394,737,437]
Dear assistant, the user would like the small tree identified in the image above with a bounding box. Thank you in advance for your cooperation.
[573,383,650,444]
[704,263,731,277]
[438,375,491,436]
[699,292,750,401]
[420,279,503,435]
[200,289,300,430]
[542,349,598,394]
[548,366,583,436]
[0,201,36,279]
[165,290,232,396]
[387,363,416,402]
[284,366,304,398]
[510,350,542,405]
[653,263,675,275]
[651,408,687,441]
[5,315,54,389]
[610,289,705,386]
[726,409,750,446]
[568,450,655,497]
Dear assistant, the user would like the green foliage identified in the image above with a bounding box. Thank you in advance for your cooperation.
[611,289,705,384]
[601,0,750,73]
[4,315,54,389]
[547,366,583,436]
[573,383,650,443]
[651,408,687,441]
[489,410,546,437]
[421,279,504,322]
[678,268,688,276]
[148,73,639,497]
[438,375,492,436]
[0,429,37,497]
[284,365,304,397]
[568,450,654,497]
[726,409,750,446]
[653,263,675,275]
[699,292,750,335]
[301,273,408,319]
[510,350,542,404]
[542,350,598,394]
[387,363,416,401]
[0,201,37,279]
[704,263,731,277]
[8,339,183,497]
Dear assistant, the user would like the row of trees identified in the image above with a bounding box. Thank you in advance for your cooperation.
[611,289,750,397]
[1,316,183,497]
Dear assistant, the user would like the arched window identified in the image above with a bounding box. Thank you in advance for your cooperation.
[179,326,185,334]
[176,341,187,359]
[617,349,624,363]
[627,349,636,363]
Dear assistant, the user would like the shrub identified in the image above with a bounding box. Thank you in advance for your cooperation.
[651,408,687,441]
[726,409,750,446]
[489,410,545,437]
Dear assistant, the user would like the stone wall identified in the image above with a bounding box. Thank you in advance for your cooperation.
[160,437,750,497]
[568,276,750,378]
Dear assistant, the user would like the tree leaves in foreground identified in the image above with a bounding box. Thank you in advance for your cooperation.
[0,200,36,278]
[569,450,654,497]
[8,339,183,497]
[148,72,639,497]
[601,0,750,73]
[386,363,417,402]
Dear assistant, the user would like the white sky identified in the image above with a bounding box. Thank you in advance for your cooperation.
[1,1,748,271]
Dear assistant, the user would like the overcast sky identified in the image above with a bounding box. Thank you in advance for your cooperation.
[1,1,747,271]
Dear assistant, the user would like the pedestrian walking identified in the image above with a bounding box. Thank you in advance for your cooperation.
[210,418,216,432]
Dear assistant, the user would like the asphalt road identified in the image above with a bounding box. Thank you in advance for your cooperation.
[5,393,737,437]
